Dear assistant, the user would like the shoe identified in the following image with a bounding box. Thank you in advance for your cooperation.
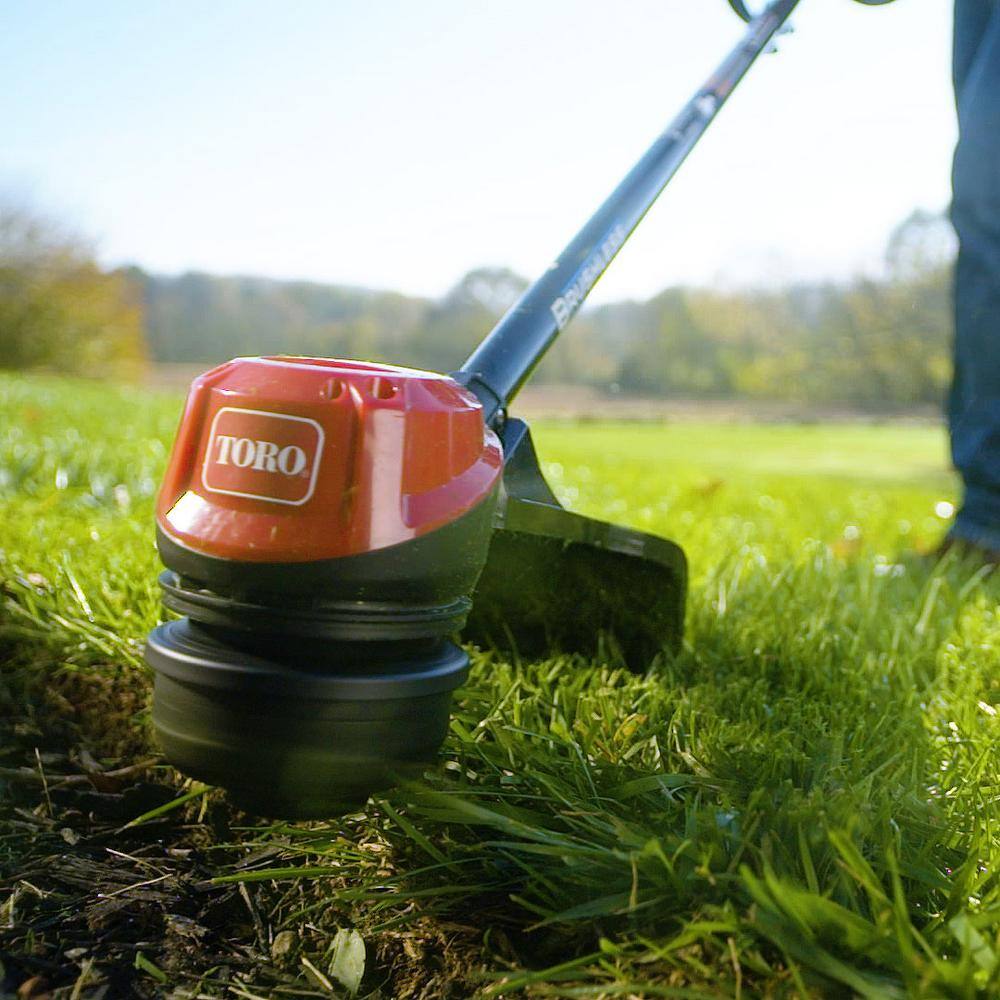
[934,535,1000,566]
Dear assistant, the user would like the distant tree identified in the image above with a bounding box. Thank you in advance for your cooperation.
[68,203,955,408]
[884,209,957,281]
[410,268,529,373]
[134,268,431,366]
[617,288,733,397]
[442,267,526,316]
[0,201,146,378]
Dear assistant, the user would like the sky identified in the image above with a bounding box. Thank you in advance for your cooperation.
[1,0,955,304]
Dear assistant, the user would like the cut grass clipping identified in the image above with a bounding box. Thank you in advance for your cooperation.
[1,373,998,998]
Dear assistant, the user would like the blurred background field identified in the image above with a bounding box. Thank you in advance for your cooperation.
[1,199,956,417]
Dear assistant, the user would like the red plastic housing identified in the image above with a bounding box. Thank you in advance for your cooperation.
[157,357,503,563]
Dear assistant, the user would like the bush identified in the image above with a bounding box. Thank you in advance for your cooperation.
[0,202,146,379]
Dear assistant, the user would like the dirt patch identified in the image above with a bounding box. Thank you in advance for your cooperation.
[0,662,491,999]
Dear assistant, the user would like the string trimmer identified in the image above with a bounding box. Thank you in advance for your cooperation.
[145,0,894,817]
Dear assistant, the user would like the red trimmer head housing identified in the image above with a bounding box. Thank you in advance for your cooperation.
[156,357,502,565]
[147,358,503,816]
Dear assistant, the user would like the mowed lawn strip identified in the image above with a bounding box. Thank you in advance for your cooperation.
[1,373,998,998]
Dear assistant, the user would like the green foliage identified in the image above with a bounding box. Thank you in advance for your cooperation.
[131,267,429,367]
[5,374,1000,997]
[132,211,954,409]
[0,201,954,407]
[133,266,530,376]
[410,267,528,373]
[0,203,146,379]
[610,271,952,408]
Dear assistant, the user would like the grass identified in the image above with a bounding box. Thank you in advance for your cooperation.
[1,372,998,998]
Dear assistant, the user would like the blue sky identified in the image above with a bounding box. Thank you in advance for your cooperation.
[2,1,954,302]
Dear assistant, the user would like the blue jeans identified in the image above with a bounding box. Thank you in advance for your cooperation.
[950,0,1000,548]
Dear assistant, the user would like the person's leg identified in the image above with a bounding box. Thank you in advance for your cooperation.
[953,0,995,94]
[949,0,1000,551]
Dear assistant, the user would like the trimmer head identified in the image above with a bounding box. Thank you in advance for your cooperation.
[146,620,467,817]
[146,358,685,816]
[146,357,502,816]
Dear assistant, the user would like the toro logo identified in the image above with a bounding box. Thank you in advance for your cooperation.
[201,407,325,506]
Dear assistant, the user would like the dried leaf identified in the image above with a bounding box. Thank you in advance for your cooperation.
[328,928,365,997]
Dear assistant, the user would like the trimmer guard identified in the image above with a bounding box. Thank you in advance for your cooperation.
[466,419,687,668]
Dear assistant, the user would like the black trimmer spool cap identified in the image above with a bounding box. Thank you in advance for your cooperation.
[147,617,469,819]
[146,489,498,818]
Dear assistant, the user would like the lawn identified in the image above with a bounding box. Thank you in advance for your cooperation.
[2,372,998,998]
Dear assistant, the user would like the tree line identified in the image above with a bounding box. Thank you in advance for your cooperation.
[0,201,954,409]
